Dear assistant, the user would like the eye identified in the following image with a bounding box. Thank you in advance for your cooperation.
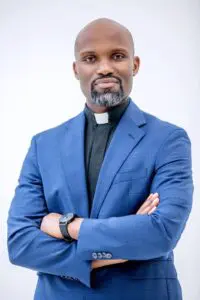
[112,53,126,60]
[82,55,96,63]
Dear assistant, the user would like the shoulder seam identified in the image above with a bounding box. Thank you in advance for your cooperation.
[154,128,186,168]
[31,136,41,176]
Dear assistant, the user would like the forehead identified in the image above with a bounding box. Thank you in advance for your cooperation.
[76,26,133,56]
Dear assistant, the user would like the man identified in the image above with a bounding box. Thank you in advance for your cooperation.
[7,18,193,300]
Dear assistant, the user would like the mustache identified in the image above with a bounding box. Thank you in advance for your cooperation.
[92,75,122,87]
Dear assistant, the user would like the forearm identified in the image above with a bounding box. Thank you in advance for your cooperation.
[40,194,160,269]
[40,213,127,270]
[76,211,188,261]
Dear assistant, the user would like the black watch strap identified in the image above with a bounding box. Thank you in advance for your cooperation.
[59,213,77,242]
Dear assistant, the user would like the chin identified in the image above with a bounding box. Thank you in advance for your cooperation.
[91,89,125,108]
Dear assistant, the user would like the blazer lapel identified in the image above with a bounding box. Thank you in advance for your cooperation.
[60,112,89,217]
[90,100,146,218]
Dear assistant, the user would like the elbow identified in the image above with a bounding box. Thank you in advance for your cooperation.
[159,235,180,256]
[8,253,18,266]
[7,223,24,266]
[7,225,39,267]
[151,213,189,255]
[163,225,187,253]
[7,239,19,266]
[7,235,34,268]
[161,238,174,255]
[7,230,25,266]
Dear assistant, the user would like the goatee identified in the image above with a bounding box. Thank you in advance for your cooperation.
[91,80,125,108]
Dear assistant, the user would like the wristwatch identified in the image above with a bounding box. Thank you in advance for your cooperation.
[59,213,78,242]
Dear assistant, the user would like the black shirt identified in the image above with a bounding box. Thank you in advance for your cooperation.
[84,98,130,213]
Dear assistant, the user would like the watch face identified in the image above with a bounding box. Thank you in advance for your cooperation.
[59,213,76,242]
[68,213,74,219]
[60,216,68,224]
[60,213,74,224]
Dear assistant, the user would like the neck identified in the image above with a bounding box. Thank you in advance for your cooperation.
[86,102,108,113]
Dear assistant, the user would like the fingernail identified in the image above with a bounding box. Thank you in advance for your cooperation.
[153,198,159,204]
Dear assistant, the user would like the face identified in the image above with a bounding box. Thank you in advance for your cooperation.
[73,24,140,111]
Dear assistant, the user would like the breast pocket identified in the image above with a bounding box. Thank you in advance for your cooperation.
[113,168,148,184]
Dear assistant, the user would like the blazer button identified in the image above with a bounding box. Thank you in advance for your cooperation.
[106,253,112,259]
[92,252,98,259]
[97,252,103,259]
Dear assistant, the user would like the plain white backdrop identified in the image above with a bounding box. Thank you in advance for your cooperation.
[1,1,199,299]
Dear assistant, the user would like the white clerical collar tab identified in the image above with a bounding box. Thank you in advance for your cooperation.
[94,112,109,124]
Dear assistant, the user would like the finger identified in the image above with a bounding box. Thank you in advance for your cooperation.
[146,193,154,201]
[139,198,159,215]
[138,193,159,211]
[146,193,158,201]
[150,193,159,200]
[136,195,154,214]
[151,198,159,206]
[136,193,159,214]
[148,206,157,215]
[145,193,159,204]
[146,197,160,211]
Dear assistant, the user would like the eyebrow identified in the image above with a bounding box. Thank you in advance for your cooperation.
[79,50,96,57]
[79,47,129,57]
[111,48,129,53]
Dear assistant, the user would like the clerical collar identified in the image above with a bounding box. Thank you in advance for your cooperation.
[84,98,130,125]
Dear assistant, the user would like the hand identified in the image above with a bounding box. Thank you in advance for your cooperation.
[136,193,159,215]
[67,217,84,240]
[40,213,63,239]
[92,258,127,270]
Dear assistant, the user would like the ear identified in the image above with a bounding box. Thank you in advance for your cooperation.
[132,56,140,76]
[73,62,79,80]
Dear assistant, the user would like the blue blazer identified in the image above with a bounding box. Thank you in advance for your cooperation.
[7,99,193,300]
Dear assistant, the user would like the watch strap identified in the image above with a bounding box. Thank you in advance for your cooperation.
[59,213,77,242]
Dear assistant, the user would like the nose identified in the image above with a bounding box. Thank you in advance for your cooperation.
[96,59,113,76]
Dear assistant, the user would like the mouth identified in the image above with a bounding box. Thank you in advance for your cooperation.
[94,78,119,90]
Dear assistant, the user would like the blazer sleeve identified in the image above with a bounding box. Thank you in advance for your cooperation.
[7,136,92,288]
[76,128,194,260]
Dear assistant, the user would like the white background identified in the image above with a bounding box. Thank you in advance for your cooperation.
[1,1,199,299]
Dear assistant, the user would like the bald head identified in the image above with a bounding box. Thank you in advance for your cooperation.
[72,18,140,111]
[74,18,135,58]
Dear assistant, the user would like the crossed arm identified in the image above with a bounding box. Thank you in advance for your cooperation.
[40,193,160,270]
[7,128,193,288]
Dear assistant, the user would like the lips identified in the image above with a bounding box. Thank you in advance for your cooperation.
[94,78,119,85]
[94,78,119,89]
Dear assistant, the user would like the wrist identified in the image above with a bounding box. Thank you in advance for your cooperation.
[59,213,79,242]
[67,218,78,240]
[68,218,84,240]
